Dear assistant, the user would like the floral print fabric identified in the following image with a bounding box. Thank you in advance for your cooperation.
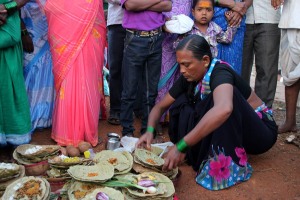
[196,147,253,190]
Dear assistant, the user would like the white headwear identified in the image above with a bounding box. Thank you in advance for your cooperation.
[165,14,194,34]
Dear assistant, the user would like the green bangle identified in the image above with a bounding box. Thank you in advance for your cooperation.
[4,1,18,15]
[146,126,155,133]
[176,139,189,153]
[215,0,219,6]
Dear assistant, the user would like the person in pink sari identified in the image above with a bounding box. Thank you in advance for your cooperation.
[44,0,106,147]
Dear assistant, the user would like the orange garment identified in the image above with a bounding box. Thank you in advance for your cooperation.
[44,0,106,147]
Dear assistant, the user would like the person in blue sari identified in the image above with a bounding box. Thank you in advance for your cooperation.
[212,0,252,74]
[21,0,55,130]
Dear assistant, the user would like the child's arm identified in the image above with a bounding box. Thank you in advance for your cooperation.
[173,32,189,49]
[215,23,237,44]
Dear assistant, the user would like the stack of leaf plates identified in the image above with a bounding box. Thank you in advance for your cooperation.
[0,163,21,182]
[133,149,178,180]
[2,176,50,200]
[0,163,25,197]
[68,180,124,200]
[48,155,85,169]
[134,149,164,168]
[14,144,60,164]
[67,163,114,183]
[120,172,175,200]
[94,150,133,175]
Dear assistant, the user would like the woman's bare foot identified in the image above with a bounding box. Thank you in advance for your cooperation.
[278,122,297,134]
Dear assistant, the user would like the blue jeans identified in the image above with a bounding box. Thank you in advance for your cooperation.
[107,25,126,119]
[120,31,163,135]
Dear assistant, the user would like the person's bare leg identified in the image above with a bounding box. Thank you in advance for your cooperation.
[278,79,300,133]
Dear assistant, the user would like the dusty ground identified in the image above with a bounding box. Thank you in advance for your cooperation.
[1,76,300,199]
[1,100,299,200]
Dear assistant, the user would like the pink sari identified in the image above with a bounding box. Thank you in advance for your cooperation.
[44,0,106,147]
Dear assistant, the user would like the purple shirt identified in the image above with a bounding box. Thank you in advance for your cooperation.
[121,0,165,31]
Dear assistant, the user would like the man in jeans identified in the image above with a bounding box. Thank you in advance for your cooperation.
[120,0,172,136]
[241,0,281,108]
[106,0,125,125]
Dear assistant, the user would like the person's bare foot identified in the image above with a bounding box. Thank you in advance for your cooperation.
[278,122,297,134]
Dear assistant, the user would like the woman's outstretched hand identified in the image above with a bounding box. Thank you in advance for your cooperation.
[162,145,186,171]
[136,132,154,150]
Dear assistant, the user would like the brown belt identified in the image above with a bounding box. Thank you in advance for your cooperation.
[126,27,162,37]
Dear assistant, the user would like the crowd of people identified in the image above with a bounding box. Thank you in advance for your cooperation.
[0,0,299,191]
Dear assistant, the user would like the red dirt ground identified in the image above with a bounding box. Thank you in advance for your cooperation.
[1,99,299,200]
[1,64,300,200]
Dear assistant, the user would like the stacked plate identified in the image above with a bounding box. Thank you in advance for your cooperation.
[121,172,175,200]
[1,176,50,200]
[67,163,114,183]
[93,150,133,174]
[0,163,25,197]
[68,181,124,200]
[0,163,21,182]
[13,144,60,164]
[47,155,87,180]
[133,149,178,180]
[46,167,69,179]
[48,155,85,169]
[134,149,165,168]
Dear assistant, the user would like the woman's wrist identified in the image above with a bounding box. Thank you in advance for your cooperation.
[229,0,236,10]
[146,126,155,133]
[218,0,236,9]
[146,126,156,138]
[176,138,189,153]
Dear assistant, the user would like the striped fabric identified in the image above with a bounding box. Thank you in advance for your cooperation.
[44,0,106,147]
[22,0,55,130]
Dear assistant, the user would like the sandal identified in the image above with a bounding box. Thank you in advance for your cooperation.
[107,117,120,125]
